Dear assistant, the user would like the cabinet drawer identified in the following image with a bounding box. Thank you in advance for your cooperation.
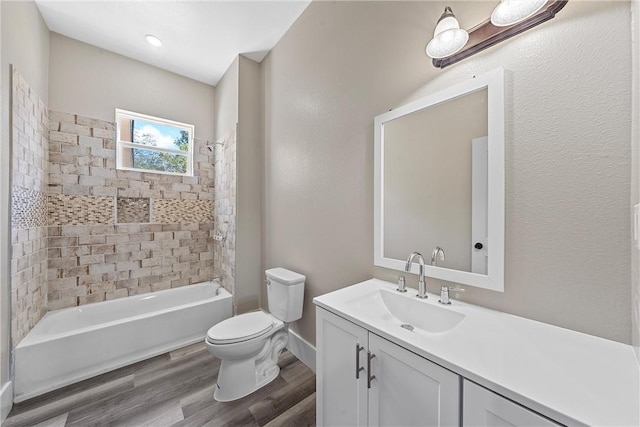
[463,380,560,426]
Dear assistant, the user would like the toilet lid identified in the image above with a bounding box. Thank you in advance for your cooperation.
[207,311,275,344]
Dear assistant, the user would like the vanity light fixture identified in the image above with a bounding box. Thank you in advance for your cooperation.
[427,0,568,68]
[491,0,547,27]
[145,34,163,47]
[425,7,469,59]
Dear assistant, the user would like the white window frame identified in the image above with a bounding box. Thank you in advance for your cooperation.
[115,109,195,177]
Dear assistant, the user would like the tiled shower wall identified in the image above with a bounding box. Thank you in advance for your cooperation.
[10,69,49,346]
[46,111,216,309]
[213,130,237,303]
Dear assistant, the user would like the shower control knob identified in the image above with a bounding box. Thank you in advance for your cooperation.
[474,242,483,250]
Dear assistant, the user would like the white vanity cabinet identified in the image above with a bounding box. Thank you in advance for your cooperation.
[463,380,560,427]
[316,307,460,427]
[314,279,639,426]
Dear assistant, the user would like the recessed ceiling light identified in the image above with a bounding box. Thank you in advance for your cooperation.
[145,34,163,47]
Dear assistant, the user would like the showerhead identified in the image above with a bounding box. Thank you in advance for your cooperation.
[195,136,224,152]
[205,142,224,152]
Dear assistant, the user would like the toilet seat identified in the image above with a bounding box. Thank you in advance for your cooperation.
[207,311,275,345]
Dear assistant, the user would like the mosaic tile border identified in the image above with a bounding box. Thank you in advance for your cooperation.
[12,186,48,229]
[48,194,115,226]
[117,197,150,224]
[153,199,214,223]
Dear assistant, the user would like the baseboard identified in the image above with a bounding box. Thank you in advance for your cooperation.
[1,381,13,423]
[287,329,316,372]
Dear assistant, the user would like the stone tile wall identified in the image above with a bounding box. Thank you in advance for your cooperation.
[46,111,216,309]
[213,130,237,307]
[10,69,49,346]
[46,223,214,309]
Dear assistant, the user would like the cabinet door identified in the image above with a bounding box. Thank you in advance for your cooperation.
[463,380,560,426]
[368,334,460,427]
[316,308,369,427]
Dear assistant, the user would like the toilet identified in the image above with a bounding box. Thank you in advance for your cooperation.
[205,267,305,402]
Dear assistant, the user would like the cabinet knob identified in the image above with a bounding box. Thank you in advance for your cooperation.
[474,242,483,250]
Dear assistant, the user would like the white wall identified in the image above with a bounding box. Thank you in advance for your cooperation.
[49,33,214,142]
[263,1,632,345]
[1,1,50,419]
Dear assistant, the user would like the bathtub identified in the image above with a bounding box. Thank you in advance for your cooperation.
[14,281,232,402]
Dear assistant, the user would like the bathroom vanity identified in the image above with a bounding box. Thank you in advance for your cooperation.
[314,279,640,426]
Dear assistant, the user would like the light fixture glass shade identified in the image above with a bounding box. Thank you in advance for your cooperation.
[145,34,163,47]
[426,7,469,59]
[490,0,547,27]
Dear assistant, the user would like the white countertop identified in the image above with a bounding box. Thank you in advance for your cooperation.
[313,279,640,426]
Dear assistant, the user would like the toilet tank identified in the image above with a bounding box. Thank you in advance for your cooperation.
[265,268,306,322]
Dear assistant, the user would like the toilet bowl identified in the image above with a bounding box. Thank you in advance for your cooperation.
[205,268,305,402]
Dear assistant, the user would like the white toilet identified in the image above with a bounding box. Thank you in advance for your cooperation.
[205,267,305,402]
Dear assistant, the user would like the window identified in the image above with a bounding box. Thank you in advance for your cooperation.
[116,109,194,176]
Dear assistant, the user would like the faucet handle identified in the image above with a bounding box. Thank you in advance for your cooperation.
[439,286,451,305]
[396,275,407,293]
[438,285,465,305]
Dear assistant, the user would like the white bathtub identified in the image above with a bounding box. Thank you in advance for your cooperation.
[14,281,232,402]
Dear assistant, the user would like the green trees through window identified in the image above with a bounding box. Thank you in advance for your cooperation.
[132,130,189,174]
[116,109,194,176]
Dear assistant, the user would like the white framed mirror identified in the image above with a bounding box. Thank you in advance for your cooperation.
[374,68,505,292]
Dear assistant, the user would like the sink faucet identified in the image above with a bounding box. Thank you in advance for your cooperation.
[405,252,428,299]
[431,246,445,266]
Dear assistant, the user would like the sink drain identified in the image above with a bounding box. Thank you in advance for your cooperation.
[401,324,414,332]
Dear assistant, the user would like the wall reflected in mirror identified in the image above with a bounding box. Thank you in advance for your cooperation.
[383,88,488,274]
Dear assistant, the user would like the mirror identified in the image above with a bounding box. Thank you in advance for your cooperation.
[374,68,505,292]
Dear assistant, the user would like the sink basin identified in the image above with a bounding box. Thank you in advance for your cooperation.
[350,289,465,334]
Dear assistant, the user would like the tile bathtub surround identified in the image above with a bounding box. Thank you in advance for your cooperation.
[46,111,216,308]
[213,130,236,303]
[46,223,215,310]
[10,69,49,346]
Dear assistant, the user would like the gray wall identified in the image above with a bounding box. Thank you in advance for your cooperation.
[214,55,263,314]
[0,0,50,400]
[215,57,239,142]
[49,33,214,143]
[237,56,263,314]
[263,1,632,345]
[632,0,640,363]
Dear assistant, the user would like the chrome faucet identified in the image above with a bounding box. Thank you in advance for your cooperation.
[431,246,445,267]
[405,252,428,299]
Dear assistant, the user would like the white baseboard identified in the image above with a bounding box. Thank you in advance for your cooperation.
[1,381,13,423]
[287,329,316,372]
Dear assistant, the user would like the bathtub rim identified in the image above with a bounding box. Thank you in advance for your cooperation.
[17,282,231,349]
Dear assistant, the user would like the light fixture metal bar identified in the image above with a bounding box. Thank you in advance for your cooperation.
[433,0,568,69]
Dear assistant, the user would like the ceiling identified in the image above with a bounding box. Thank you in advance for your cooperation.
[35,0,311,86]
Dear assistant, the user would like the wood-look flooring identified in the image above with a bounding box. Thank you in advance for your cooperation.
[4,343,316,427]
